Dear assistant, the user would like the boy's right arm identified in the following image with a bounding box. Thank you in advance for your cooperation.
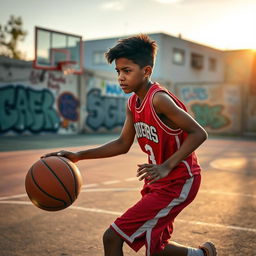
[42,105,136,163]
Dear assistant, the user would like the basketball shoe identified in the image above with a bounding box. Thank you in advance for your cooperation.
[199,242,217,256]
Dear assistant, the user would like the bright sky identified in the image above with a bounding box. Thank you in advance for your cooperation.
[1,0,256,60]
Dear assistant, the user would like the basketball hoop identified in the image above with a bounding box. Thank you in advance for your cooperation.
[58,61,77,75]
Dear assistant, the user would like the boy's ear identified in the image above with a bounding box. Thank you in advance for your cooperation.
[144,65,152,77]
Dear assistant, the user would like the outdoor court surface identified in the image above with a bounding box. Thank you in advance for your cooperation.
[0,135,255,256]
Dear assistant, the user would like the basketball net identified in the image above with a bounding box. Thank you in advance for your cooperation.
[58,61,77,76]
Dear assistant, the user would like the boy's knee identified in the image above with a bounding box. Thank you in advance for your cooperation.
[103,228,113,244]
[103,227,123,246]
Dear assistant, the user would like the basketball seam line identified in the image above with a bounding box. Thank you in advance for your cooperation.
[41,158,73,204]
[30,165,67,209]
[58,157,78,199]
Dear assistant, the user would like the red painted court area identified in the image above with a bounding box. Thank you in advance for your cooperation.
[0,137,255,256]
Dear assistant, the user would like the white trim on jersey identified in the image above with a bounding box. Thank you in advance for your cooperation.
[175,135,181,149]
[175,135,194,177]
[111,176,195,256]
[127,94,134,111]
[150,89,183,135]
[135,87,152,113]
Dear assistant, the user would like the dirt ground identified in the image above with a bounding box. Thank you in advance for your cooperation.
[0,135,255,256]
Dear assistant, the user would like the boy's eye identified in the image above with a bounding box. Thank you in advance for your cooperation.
[115,69,131,75]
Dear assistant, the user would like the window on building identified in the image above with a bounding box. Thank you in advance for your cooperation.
[208,57,217,71]
[173,48,185,65]
[93,51,107,65]
[191,53,204,69]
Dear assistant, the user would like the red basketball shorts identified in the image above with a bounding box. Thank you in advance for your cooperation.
[110,174,201,256]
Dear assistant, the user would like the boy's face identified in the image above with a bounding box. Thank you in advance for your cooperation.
[115,58,151,94]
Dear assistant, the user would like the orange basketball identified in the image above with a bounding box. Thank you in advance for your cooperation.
[25,156,83,211]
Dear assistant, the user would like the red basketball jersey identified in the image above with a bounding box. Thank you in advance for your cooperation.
[128,83,201,182]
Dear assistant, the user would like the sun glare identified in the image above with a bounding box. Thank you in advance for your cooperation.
[156,0,182,4]
[213,2,256,50]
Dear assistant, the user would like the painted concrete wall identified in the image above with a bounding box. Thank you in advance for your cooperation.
[175,84,242,134]
[81,71,129,133]
[0,58,80,135]
[0,56,255,136]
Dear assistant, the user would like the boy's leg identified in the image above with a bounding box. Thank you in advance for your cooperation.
[152,241,217,256]
[103,227,124,256]
[152,241,188,256]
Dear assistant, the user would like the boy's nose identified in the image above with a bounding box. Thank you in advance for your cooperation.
[118,74,125,82]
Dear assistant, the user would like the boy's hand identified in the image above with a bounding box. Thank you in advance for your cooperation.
[41,150,80,163]
[137,163,171,184]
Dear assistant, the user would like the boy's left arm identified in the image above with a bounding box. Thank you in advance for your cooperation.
[137,92,208,184]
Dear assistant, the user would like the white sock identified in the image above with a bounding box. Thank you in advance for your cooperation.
[187,247,205,256]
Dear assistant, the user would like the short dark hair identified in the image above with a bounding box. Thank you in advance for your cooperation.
[105,34,158,68]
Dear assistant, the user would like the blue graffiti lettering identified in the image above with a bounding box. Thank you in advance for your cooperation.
[181,87,208,103]
[0,85,60,134]
[86,89,126,130]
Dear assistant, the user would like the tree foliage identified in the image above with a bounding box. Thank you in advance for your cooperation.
[0,15,27,59]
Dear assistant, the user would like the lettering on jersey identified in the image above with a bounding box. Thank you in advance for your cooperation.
[134,122,159,143]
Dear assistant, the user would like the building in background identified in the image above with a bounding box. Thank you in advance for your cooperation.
[84,33,224,87]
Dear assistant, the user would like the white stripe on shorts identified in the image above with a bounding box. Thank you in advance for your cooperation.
[111,176,194,256]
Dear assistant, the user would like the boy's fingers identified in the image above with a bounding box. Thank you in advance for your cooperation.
[137,169,146,177]
[137,163,148,169]
[137,163,154,167]
[139,172,159,182]
[137,164,154,171]
[41,153,53,158]
[137,167,161,183]
[137,166,152,176]
[41,151,63,158]
[138,168,156,180]
[138,173,150,181]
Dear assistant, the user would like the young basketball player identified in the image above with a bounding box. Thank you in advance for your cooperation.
[43,34,217,256]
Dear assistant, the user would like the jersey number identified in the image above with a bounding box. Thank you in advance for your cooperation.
[145,144,156,164]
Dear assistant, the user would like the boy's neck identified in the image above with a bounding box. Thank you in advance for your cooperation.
[137,80,154,102]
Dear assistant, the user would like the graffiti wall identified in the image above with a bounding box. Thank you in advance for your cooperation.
[176,84,242,134]
[82,75,129,133]
[0,61,79,135]
[1,56,253,136]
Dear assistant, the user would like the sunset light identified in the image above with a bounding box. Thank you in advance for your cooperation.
[1,0,256,59]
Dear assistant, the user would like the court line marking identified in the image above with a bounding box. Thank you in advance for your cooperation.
[1,180,256,200]
[0,193,27,200]
[102,180,121,185]
[0,200,255,234]
[177,219,256,233]
[82,183,98,188]
[200,189,256,198]
[125,177,138,182]
[82,187,139,192]
[0,188,140,201]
